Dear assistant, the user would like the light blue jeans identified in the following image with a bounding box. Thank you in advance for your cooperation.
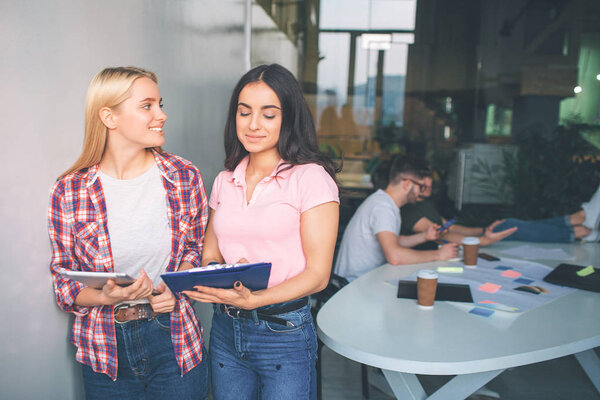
[493,216,574,243]
[81,312,209,400]
[210,302,318,400]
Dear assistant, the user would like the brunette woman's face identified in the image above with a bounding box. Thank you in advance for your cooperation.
[235,81,282,157]
[110,77,167,150]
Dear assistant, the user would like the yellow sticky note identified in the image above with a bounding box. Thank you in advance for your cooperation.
[577,265,595,277]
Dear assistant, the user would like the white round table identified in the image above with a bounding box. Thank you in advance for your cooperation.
[317,242,600,399]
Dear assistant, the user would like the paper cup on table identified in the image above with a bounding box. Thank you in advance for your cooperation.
[462,237,480,268]
[417,269,438,309]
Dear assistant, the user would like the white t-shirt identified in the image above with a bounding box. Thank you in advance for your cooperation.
[334,189,401,282]
[98,163,171,287]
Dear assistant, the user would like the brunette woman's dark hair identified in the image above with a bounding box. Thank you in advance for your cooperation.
[223,64,339,180]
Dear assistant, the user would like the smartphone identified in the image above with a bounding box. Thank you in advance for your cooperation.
[438,218,456,232]
[478,253,500,261]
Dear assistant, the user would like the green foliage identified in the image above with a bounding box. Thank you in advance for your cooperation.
[501,124,600,219]
[375,121,405,153]
[364,155,382,174]
[319,143,341,159]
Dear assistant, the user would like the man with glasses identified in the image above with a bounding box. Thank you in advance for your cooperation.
[335,157,459,282]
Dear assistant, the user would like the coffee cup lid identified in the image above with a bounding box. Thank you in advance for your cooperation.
[462,236,480,245]
[417,269,438,279]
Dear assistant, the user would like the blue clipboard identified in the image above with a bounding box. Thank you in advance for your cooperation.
[161,262,271,292]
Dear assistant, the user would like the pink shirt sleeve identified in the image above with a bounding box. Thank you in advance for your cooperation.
[208,171,225,210]
[297,164,339,213]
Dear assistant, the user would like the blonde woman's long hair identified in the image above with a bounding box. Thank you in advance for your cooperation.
[59,66,160,179]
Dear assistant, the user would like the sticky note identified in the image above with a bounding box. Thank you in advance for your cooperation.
[479,283,501,293]
[469,307,494,317]
[476,302,519,312]
[514,277,534,285]
[501,270,522,279]
[437,266,464,273]
[494,265,513,271]
[577,265,595,277]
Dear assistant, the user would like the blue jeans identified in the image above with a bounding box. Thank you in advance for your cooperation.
[494,216,574,243]
[210,302,318,400]
[81,312,209,400]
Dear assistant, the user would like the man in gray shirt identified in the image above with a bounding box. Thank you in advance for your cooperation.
[335,157,458,282]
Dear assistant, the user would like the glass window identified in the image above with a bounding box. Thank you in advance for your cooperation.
[251,0,600,221]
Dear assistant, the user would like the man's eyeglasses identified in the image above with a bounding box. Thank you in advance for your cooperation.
[403,178,429,193]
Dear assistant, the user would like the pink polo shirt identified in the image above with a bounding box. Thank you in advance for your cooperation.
[208,157,339,288]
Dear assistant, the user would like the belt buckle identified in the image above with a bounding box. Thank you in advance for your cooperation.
[223,305,241,319]
[113,303,130,324]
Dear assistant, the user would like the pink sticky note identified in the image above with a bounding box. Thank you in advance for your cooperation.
[479,283,501,293]
[479,300,499,304]
[501,270,522,279]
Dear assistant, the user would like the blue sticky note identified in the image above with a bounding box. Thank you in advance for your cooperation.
[494,265,513,271]
[514,277,534,285]
[469,307,494,317]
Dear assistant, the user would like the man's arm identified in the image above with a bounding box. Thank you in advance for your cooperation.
[376,231,458,265]
[447,224,484,236]
[398,224,441,247]
[413,217,516,246]
[397,231,428,248]
[413,216,482,236]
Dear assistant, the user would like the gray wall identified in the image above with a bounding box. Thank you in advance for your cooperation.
[0,1,246,398]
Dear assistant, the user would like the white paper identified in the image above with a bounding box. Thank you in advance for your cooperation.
[499,245,574,260]
[396,258,574,313]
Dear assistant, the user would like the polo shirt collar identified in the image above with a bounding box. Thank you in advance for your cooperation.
[229,156,293,186]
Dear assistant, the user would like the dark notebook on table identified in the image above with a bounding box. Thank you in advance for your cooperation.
[397,280,473,302]
[543,263,600,293]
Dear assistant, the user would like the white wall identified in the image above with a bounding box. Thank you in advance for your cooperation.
[0,1,246,398]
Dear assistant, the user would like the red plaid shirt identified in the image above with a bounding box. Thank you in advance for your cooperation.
[48,150,208,380]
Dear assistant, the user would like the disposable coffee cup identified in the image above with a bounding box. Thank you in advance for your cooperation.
[417,269,438,308]
[462,237,480,268]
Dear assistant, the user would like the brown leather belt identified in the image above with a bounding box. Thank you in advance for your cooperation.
[113,304,162,324]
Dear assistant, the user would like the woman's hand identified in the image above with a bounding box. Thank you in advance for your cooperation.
[100,269,154,305]
[183,281,255,310]
[149,283,176,313]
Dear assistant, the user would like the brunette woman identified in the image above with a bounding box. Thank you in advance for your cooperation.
[184,64,339,399]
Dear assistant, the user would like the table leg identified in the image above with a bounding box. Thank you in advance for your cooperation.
[381,369,504,400]
[574,348,600,393]
[426,369,504,400]
[381,370,426,400]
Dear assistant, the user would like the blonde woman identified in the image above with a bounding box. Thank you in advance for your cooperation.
[48,67,209,399]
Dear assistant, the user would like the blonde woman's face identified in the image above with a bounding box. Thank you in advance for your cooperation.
[110,77,167,150]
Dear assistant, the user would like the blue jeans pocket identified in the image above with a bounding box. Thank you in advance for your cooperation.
[265,312,303,333]
[152,313,171,331]
[264,304,312,334]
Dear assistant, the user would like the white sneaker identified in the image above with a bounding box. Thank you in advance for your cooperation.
[582,229,600,242]
[582,185,600,230]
